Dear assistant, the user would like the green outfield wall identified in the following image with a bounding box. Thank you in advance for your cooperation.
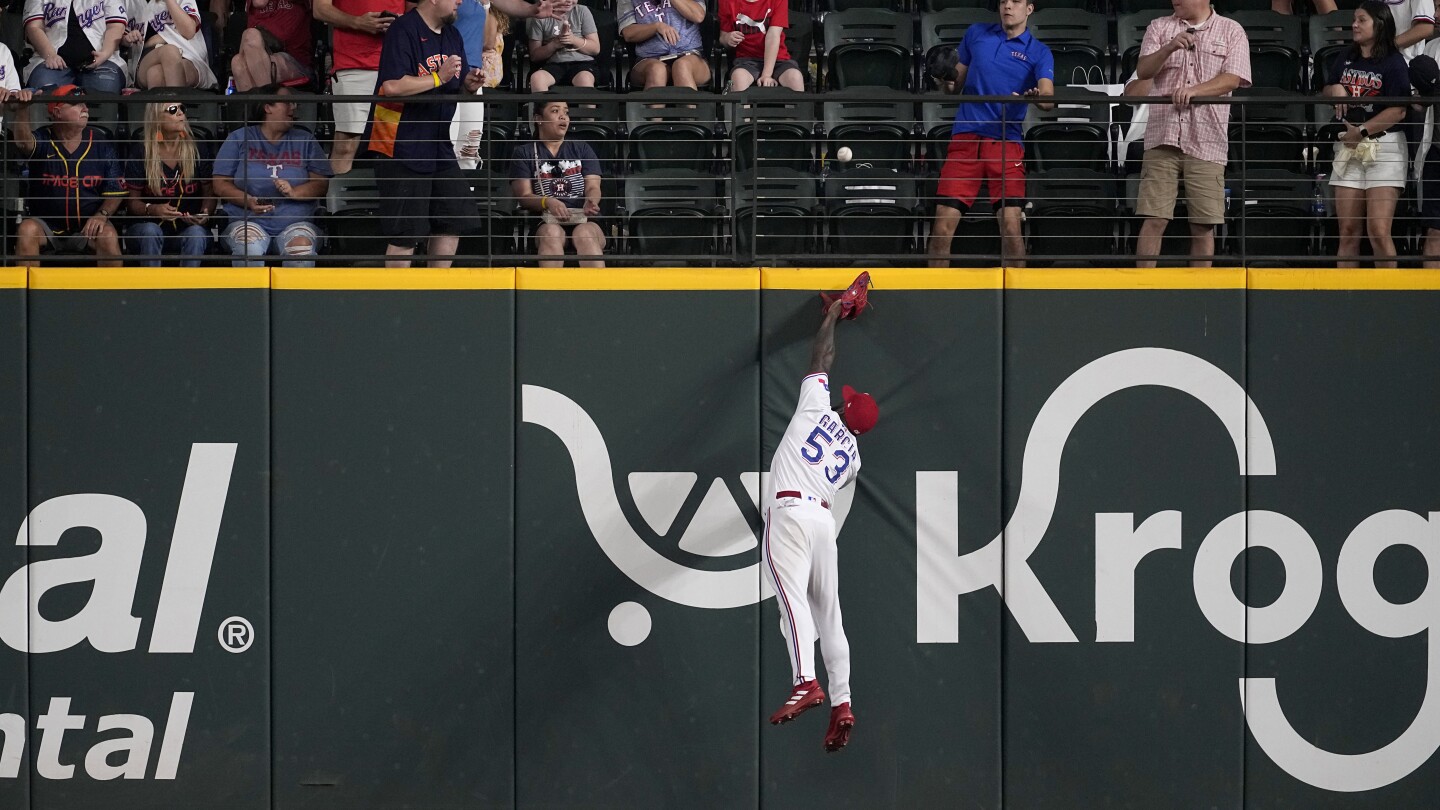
[0,266,1436,809]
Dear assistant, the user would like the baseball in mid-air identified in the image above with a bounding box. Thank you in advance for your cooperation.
[836,146,853,162]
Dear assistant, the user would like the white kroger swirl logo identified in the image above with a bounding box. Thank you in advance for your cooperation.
[521,385,855,645]
[917,347,1439,794]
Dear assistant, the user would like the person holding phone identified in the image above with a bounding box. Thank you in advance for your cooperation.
[124,98,215,265]
[212,86,332,266]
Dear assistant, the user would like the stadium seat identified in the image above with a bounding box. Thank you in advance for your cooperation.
[735,168,820,259]
[325,169,383,261]
[1229,12,1303,91]
[478,91,524,172]
[820,9,917,91]
[732,90,818,174]
[920,96,962,170]
[1227,88,1308,174]
[1116,10,1168,79]
[1307,11,1355,93]
[1025,168,1120,264]
[463,167,521,260]
[1229,169,1318,265]
[624,97,723,173]
[1022,88,1110,173]
[920,9,992,92]
[821,91,919,174]
[1116,0,1172,13]
[822,167,921,261]
[822,0,911,11]
[620,169,727,259]
[921,0,992,11]
[1028,9,1110,84]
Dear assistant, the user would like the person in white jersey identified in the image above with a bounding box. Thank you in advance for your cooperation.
[763,298,879,754]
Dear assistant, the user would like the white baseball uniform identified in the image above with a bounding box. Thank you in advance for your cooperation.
[763,372,860,706]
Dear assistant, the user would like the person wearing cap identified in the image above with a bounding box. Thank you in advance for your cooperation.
[21,0,130,94]
[1133,0,1250,268]
[761,298,877,755]
[10,84,126,266]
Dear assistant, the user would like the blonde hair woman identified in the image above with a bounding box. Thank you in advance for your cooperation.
[124,99,214,265]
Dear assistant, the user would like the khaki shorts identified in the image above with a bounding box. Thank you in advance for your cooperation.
[332,69,379,135]
[1136,146,1226,225]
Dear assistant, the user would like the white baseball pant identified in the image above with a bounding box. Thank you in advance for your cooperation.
[762,500,852,705]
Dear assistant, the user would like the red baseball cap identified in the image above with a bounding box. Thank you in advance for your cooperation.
[46,84,85,116]
[841,385,878,435]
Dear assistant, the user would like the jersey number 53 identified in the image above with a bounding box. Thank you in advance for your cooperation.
[800,427,851,484]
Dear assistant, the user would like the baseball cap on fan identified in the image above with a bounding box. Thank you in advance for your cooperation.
[840,385,878,435]
[45,84,86,116]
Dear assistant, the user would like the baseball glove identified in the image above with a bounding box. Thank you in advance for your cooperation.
[818,272,872,320]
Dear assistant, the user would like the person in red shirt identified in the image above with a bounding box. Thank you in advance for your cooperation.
[215,0,315,91]
[718,0,802,91]
[314,0,405,174]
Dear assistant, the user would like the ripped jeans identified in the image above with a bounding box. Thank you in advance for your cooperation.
[222,220,322,267]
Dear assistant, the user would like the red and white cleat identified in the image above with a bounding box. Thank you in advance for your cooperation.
[769,679,826,725]
[823,702,855,752]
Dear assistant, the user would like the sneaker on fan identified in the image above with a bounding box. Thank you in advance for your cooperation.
[823,702,855,752]
[769,679,825,725]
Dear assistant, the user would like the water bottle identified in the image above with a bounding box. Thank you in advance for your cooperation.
[224,77,236,96]
[1223,186,1231,214]
[1312,175,1327,218]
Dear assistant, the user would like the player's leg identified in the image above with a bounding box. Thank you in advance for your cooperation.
[806,515,850,707]
[761,507,819,693]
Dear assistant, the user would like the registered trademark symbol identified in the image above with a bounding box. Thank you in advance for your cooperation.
[218,617,254,653]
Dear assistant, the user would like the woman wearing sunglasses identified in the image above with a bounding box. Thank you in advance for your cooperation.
[124,100,214,265]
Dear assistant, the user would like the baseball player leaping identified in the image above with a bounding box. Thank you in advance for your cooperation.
[763,273,877,753]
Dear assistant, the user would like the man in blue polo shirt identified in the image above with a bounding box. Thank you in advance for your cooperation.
[927,0,1053,268]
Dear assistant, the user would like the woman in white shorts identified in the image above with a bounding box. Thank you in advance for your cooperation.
[1321,1,1410,267]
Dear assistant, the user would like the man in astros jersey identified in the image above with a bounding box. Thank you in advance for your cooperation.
[763,299,879,753]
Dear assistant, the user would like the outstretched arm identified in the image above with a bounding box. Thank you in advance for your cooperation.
[807,301,844,375]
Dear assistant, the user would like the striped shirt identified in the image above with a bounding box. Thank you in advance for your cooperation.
[1140,12,1251,165]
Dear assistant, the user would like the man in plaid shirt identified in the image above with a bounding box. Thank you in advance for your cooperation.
[1133,0,1250,267]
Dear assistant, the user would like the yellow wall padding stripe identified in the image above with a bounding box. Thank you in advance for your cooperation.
[762,267,1002,290]
[518,267,758,290]
[29,267,270,289]
[1008,267,1247,289]
[1248,269,1440,290]
[9,266,1440,291]
[273,267,516,290]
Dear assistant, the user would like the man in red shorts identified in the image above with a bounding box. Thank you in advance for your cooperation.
[927,0,1053,268]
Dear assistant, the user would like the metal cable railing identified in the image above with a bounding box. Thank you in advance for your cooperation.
[2,89,1432,268]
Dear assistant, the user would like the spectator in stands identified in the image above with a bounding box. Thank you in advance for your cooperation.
[9,85,126,267]
[0,44,31,128]
[315,0,401,174]
[926,0,1053,268]
[451,0,489,170]
[367,0,487,267]
[214,0,314,91]
[22,0,129,94]
[718,0,802,91]
[481,2,509,88]
[1387,0,1434,59]
[124,98,214,265]
[212,86,331,265]
[318,0,550,175]
[131,0,218,88]
[1133,0,1250,268]
[1323,1,1409,268]
[527,0,599,92]
[620,0,711,90]
[510,99,605,267]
